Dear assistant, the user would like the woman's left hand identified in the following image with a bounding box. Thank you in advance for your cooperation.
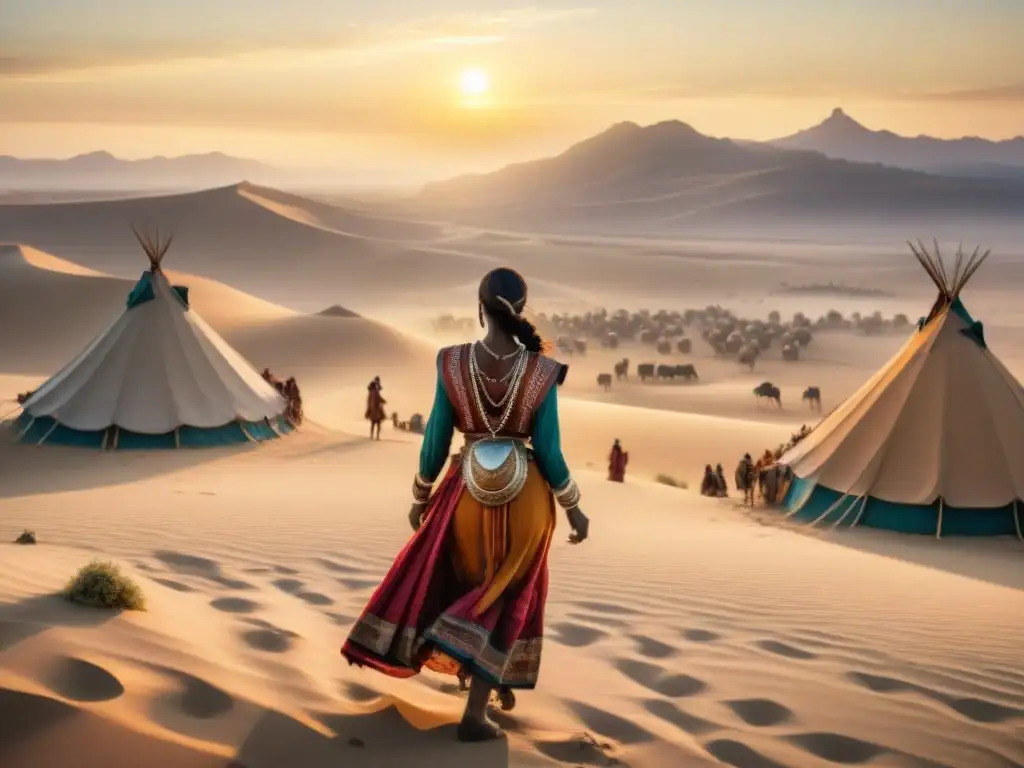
[409,503,427,532]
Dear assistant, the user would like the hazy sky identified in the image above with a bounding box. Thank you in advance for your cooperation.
[2,0,1023,181]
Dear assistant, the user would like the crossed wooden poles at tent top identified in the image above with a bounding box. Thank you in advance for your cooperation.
[131,225,174,272]
[907,239,990,303]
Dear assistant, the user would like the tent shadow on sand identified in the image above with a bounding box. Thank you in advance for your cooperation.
[821,528,1024,592]
[0,437,253,500]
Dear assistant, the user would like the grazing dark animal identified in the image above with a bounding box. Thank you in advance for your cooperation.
[802,386,822,411]
[573,339,588,355]
[656,364,676,380]
[753,382,782,408]
[656,339,671,355]
[602,332,619,349]
[674,363,698,381]
[676,338,692,354]
[614,358,629,380]
[782,344,800,362]
[597,373,613,391]
[637,363,656,382]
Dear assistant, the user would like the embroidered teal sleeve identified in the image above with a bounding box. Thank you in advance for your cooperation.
[418,374,455,482]
[531,385,571,490]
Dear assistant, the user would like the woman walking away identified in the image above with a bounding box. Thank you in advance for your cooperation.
[608,439,628,482]
[366,379,386,440]
[342,267,589,742]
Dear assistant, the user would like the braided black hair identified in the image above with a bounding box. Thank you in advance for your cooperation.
[478,267,547,353]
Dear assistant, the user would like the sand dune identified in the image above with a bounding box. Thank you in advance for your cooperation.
[1,197,1023,768]
[0,246,432,382]
[0,186,498,313]
[0,425,1021,768]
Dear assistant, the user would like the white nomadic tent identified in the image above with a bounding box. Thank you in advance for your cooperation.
[781,241,1024,538]
[14,228,292,449]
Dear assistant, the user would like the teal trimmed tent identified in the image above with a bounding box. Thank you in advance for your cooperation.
[13,228,293,449]
[779,242,1024,539]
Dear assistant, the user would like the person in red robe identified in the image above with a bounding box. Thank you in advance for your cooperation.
[608,439,628,482]
[366,379,387,440]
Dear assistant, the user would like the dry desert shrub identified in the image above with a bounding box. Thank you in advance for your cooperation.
[14,529,37,544]
[655,473,688,490]
[64,560,146,611]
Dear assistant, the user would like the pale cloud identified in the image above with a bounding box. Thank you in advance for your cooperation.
[0,6,593,79]
[913,82,1024,102]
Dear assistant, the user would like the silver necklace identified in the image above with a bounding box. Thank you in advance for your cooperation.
[478,338,522,360]
[471,343,525,409]
[468,345,528,436]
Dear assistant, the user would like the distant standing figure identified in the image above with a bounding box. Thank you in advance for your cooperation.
[608,439,628,482]
[366,379,387,440]
[735,453,755,505]
[714,463,728,497]
[700,464,718,496]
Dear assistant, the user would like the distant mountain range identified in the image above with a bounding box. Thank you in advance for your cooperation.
[417,119,1024,238]
[771,108,1024,176]
[0,151,277,191]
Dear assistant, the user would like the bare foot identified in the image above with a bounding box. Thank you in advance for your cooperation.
[457,716,505,742]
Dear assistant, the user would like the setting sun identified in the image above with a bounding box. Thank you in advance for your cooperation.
[458,68,490,98]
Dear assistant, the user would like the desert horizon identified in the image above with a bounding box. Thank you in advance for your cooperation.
[2,3,1023,768]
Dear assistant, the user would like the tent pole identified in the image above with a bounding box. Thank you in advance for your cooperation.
[15,415,36,442]
[101,427,109,451]
[174,427,181,449]
[835,494,868,530]
[935,497,944,540]
[113,426,120,450]
[1013,499,1023,541]
[37,421,59,445]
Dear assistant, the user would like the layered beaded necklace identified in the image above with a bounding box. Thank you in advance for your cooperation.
[468,341,528,436]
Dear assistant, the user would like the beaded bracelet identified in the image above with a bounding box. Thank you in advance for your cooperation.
[553,477,581,509]
[413,474,433,504]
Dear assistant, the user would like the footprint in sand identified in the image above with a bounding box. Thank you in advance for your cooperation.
[240,619,300,653]
[210,597,260,614]
[785,732,887,764]
[147,666,234,719]
[550,622,608,648]
[272,578,305,593]
[43,656,125,702]
[705,738,788,768]
[846,671,1022,724]
[614,659,707,698]
[152,577,196,593]
[337,578,379,591]
[564,700,655,745]
[642,699,720,736]
[630,634,678,659]
[723,698,793,727]
[754,639,817,661]
[681,628,721,643]
[314,557,367,575]
[153,551,254,591]
[297,591,334,606]
[272,577,335,606]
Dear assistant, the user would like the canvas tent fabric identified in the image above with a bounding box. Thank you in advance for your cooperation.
[14,231,290,449]
[780,243,1024,538]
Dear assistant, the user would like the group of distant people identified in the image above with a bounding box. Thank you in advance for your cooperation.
[701,424,813,504]
[261,368,303,426]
